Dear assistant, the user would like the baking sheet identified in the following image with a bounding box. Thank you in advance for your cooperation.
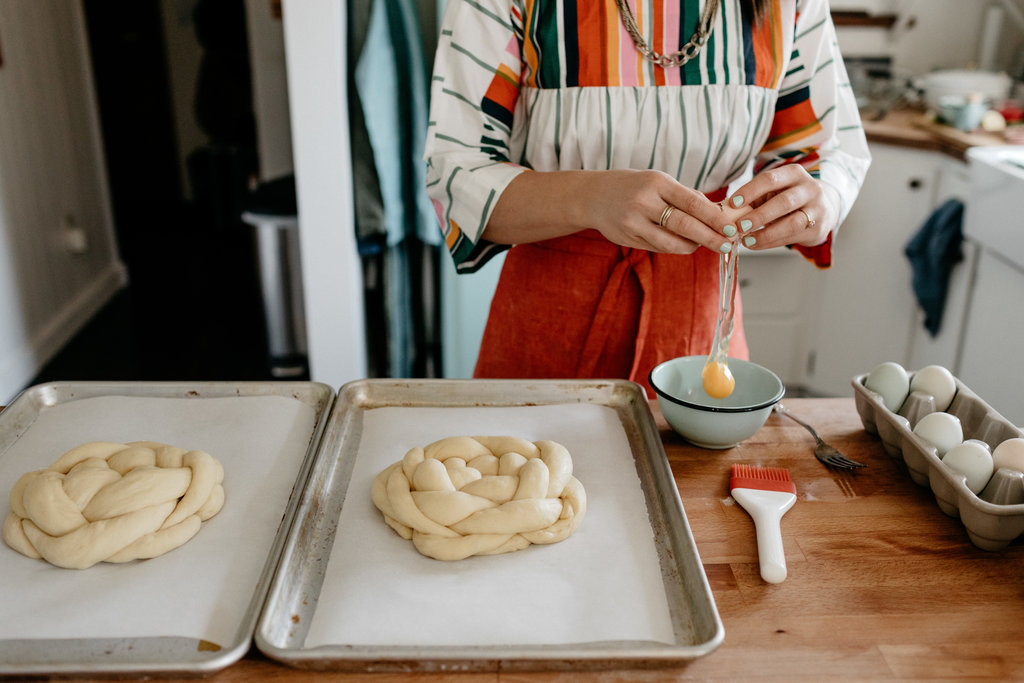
[256,379,723,671]
[0,381,334,677]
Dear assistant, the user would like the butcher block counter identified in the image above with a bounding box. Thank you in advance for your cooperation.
[861,106,1008,160]
[6,396,1023,682]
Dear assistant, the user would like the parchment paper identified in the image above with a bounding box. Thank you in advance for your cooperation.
[0,394,317,646]
[303,402,676,648]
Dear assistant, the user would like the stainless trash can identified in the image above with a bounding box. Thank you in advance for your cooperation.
[241,175,308,379]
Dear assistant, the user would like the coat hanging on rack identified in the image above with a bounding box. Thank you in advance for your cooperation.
[348,0,440,377]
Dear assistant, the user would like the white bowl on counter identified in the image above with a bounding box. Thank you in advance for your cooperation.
[649,356,785,450]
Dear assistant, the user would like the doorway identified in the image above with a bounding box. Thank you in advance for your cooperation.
[34,0,271,383]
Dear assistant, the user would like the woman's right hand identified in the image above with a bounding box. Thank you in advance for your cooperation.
[578,170,738,255]
[484,169,737,255]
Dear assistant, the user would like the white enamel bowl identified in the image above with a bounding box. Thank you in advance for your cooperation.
[649,356,785,449]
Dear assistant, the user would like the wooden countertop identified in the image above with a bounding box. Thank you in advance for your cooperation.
[862,107,1007,160]
[18,397,1023,682]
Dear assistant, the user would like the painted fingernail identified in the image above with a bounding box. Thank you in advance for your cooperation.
[719,242,732,253]
[723,224,737,237]
[740,219,753,232]
[730,195,744,208]
[744,235,757,247]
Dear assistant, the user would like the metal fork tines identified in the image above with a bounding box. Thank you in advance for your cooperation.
[774,403,867,471]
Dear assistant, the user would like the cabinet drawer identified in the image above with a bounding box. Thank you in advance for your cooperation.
[738,251,812,316]
[744,317,806,385]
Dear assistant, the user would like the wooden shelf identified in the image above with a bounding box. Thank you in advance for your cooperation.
[832,10,899,28]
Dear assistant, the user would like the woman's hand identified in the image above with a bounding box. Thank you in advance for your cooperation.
[484,169,735,255]
[714,164,841,251]
[579,169,740,254]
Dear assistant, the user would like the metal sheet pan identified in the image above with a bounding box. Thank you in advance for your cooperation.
[0,381,335,677]
[255,379,723,672]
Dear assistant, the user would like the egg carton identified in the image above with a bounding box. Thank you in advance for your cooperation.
[852,373,1024,551]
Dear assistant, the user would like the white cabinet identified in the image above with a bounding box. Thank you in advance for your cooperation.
[739,250,817,387]
[906,159,973,371]
[958,251,1024,426]
[802,144,954,397]
[957,147,1024,427]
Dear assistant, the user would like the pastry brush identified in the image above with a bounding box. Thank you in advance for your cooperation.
[729,464,797,584]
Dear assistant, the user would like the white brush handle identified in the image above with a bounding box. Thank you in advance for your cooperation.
[732,488,797,584]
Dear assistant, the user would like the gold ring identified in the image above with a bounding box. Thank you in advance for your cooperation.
[797,208,816,228]
[659,204,676,228]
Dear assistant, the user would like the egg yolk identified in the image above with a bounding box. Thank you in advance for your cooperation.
[702,360,735,399]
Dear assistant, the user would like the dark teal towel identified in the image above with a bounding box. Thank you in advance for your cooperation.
[904,199,964,337]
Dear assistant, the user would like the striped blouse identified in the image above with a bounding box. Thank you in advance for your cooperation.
[424,0,871,272]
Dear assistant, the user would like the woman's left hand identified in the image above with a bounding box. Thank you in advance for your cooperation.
[715,164,841,250]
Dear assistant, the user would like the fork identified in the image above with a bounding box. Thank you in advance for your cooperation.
[774,403,866,471]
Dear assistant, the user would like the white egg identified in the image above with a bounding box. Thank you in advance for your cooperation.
[912,411,963,456]
[864,361,910,413]
[942,440,994,494]
[992,438,1024,474]
[909,365,957,411]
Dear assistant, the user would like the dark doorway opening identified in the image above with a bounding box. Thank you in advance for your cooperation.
[32,0,272,384]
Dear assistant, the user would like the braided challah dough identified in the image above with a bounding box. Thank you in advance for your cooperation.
[371,436,586,560]
[3,441,225,569]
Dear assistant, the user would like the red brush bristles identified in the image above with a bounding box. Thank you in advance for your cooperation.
[729,464,797,494]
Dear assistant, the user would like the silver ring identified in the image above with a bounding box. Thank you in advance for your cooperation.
[797,208,815,228]
[659,204,676,228]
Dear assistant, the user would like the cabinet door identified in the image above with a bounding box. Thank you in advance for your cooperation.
[803,144,941,396]
[958,251,1024,427]
[739,250,815,387]
[906,157,972,371]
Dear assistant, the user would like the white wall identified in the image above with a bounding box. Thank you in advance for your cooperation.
[835,0,1024,78]
[0,0,126,403]
[281,0,367,388]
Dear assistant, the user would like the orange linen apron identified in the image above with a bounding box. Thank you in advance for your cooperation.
[474,207,749,396]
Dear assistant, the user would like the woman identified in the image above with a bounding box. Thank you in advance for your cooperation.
[424,0,870,392]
